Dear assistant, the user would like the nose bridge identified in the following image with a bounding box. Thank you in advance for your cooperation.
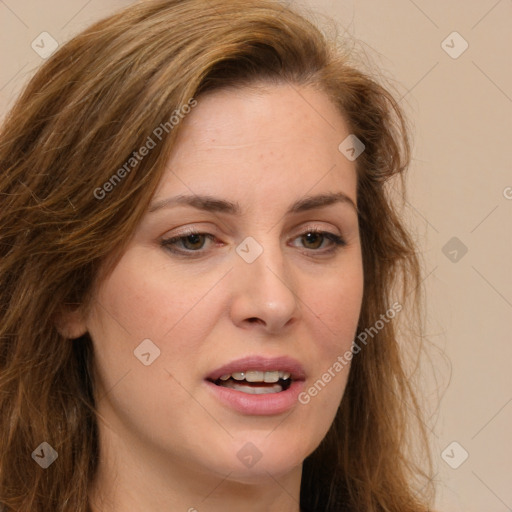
[231,232,299,330]
[237,233,292,294]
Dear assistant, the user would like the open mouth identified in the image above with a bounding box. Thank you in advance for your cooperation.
[205,360,306,414]
[208,370,293,394]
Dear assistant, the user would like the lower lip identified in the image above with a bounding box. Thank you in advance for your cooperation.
[204,379,306,415]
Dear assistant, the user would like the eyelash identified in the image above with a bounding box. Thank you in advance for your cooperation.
[160,227,346,258]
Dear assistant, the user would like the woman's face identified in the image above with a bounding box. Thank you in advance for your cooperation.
[79,83,363,485]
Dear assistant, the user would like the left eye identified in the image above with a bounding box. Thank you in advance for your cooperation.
[292,230,346,251]
[161,229,346,256]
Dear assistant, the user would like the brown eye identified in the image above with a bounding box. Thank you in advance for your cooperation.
[301,231,324,250]
[161,231,216,256]
[180,234,207,250]
[292,230,346,253]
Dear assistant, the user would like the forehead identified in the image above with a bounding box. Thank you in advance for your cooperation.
[154,83,357,206]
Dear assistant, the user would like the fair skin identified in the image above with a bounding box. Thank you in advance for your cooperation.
[62,83,364,511]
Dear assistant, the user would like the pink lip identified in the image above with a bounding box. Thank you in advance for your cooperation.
[204,355,306,416]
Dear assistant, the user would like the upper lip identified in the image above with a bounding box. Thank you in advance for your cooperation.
[206,355,306,381]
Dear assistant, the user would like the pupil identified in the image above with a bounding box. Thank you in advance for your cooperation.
[304,232,322,249]
[185,234,204,249]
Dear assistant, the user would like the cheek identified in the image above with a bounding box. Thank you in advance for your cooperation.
[91,252,220,343]
[307,265,364,343]
[86,253,225,440]
[299,264,363,409]
[87,250,230,408]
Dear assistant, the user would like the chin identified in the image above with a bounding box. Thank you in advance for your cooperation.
[202,435,312,483]
[219,459,303,485]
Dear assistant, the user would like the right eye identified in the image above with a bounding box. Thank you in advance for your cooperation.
[160,230,219,256]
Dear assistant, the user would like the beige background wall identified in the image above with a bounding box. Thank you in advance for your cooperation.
[1,1,510,510]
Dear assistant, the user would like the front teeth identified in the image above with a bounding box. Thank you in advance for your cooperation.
[245,371,264,382]
[219,370,291,382]
[261,371,279,383]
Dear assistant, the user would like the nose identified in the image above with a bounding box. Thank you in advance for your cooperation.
[229,238,300,334]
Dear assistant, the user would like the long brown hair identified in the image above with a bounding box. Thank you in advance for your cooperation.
[0,0,433,510]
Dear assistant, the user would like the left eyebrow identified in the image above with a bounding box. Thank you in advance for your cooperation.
[148,191,358,215]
